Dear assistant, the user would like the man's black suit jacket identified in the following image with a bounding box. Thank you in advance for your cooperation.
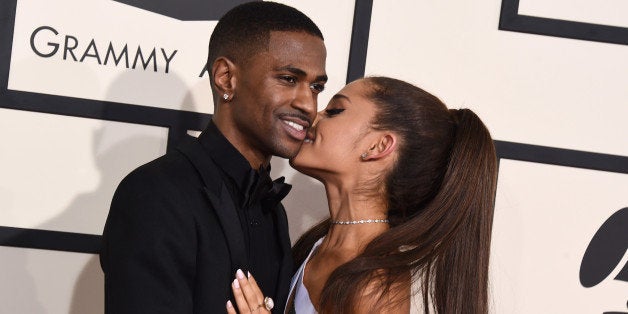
[100,136,293,313]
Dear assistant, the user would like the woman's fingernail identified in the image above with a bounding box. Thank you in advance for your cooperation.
[247,271,251,278]
[227,300,233,308]
[233,278,240,289]
[236,269,245,279]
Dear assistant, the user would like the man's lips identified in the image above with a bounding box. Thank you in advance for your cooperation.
[282,120,306,132]
[279,116,310,141]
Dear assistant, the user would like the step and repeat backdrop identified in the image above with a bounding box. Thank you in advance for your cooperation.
[1,0,626,313]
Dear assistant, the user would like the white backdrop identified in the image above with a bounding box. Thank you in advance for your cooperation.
[1,0,626,313]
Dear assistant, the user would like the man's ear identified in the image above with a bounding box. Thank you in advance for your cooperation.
[211,57,237,100]
[363,134,397,160]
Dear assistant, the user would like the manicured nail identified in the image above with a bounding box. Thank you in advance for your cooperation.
[233,278,240,289]
[227,300,233,308]
[247,271,251,278]
[236,269,245,279]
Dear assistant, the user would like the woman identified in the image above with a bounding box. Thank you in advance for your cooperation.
[226,76,497,313]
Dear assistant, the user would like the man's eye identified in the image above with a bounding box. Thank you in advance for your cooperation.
[281,76,296,84]
[310,83,325,93]
[325,108,345,116]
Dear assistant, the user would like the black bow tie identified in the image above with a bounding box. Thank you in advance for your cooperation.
[261,176,292,210]
[242,168,292,210]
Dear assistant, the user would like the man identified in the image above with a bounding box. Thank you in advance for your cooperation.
[100,2,327,313]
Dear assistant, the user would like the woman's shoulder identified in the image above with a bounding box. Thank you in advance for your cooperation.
[350,271,413,313]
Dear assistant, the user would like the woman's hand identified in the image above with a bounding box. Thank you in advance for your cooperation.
[226,269,273,313]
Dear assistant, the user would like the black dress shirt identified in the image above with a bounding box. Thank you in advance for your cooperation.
[197,121,284,298]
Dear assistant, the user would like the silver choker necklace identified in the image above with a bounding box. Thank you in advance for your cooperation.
[331,219,389,225]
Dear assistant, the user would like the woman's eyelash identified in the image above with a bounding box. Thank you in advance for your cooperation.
[325,108,345,116]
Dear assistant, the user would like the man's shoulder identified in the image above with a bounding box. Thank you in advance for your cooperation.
[117,149,202,194]
[116,140,225,195]
[127,149,190,181]
[105,145,224,230]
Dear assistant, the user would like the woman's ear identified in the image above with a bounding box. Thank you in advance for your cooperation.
[362,133,397,161]
[211,57,237,101]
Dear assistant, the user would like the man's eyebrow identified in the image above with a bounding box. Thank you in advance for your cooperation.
[276,66,306,76]
[276,66,328,82]
[316,74,328,83]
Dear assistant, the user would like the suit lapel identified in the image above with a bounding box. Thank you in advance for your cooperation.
[273,203,294,310]
[203,185,249,271]
[177,136,249,271]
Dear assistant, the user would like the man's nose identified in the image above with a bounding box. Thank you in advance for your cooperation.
[292,84,317,121]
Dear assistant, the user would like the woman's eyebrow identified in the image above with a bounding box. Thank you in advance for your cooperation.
[331,93,351,103]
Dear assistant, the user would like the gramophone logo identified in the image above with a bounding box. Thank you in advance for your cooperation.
[580,207,628,313]
[112,0,258,21]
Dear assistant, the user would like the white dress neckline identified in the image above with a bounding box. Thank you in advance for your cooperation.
[287,237,324,314]
[286,237,425,313]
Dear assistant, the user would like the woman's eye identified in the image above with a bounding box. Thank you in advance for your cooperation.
[325,108,345,116]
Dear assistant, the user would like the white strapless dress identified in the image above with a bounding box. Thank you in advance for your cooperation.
[286,238,323,314]
[285,238,425,313]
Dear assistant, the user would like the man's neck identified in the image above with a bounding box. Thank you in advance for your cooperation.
[211,117,270,170]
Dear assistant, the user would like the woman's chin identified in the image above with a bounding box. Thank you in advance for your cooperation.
[288,158,305,172]
[289,159,316,177]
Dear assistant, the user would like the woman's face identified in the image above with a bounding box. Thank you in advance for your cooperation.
[290,79,378,180]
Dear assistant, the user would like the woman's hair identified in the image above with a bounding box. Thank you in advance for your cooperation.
[292,77,498,313]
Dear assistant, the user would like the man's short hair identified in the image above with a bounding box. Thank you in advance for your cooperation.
[207,1,323,77]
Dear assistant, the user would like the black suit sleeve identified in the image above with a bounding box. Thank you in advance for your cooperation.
[100,168,197,314]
